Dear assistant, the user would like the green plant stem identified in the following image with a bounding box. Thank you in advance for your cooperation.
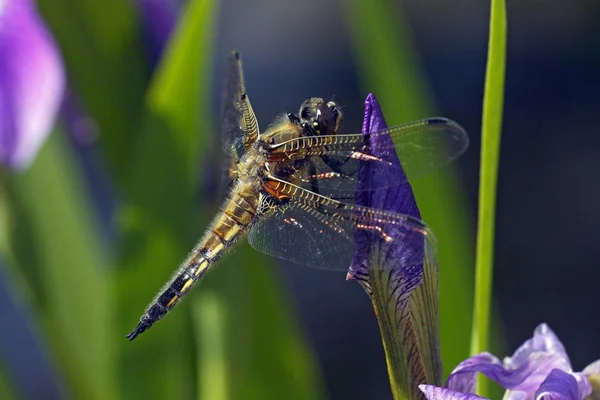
[471,0,506,396]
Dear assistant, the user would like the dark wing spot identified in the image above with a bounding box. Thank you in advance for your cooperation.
[427,117,450,125]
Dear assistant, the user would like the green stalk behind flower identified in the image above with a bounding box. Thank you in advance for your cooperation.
[471,0,506,396]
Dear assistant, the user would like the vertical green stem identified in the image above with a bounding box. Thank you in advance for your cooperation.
[471,0,506,396]
[194,293,229,400]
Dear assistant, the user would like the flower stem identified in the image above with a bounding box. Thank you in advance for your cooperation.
[471,0,506,397]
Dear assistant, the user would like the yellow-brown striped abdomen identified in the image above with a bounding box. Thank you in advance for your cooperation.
[126,182,260,340]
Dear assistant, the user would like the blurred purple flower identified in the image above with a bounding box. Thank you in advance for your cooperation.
[347,94,442,398]
[136,0,179,66]
[419,324,600,400]
[0,0,65,170]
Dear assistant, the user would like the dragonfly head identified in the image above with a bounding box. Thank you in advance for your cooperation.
[298,97,343,136]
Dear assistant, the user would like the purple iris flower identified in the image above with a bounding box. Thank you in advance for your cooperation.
[419,324,600,400]
[0,0,65,170]
[348,94,442,398]
[136,0,179,66]
[348,93,423,284]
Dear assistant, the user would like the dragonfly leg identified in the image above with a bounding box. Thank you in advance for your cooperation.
[307,162,320,195]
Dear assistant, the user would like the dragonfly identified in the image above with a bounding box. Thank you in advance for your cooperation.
[126,51,469,340]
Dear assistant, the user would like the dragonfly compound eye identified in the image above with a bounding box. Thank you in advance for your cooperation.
[298,97,340,136]
[299,97,322,121]
[315,103,336,135]
[326,100,343,134]
[298,98,343,136]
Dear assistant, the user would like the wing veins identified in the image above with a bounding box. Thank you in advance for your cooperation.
[266,176,435,243]
[266,117,467,162]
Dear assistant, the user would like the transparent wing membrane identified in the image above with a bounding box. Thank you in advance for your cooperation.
[266,117,468,192]
[248,200,354,270]
[247,178,437,271]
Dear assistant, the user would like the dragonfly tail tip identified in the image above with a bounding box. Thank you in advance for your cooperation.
[126,320,152,341]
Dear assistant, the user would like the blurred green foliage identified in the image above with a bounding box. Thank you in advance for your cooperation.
[0,0,485,398]
[3,0,322,398]
[8,131,115,400]
[0,363,15,400]
[37,0,148,179]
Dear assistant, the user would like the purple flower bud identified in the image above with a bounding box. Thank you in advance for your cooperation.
[348,94,442,398]
[348,93,422,283]
[136,0,179,66]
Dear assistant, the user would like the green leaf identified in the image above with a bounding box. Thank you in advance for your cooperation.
[113,0,219,398]
[471,0,506,396]
[0,370,15,400]
[6,132,115,400]
[345,0,475,381]
[193,291,228,400]
[197,246,324,400]
[146,0,218,162]
[37,0,148,178]
[0,354,16,400]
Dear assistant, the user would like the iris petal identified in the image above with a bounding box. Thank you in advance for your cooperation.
[446,353,500,394]
[582,360,600,376]
[419,384,489,400]
[506,324,570,370]
[436,325,594,400]
[446,351,572,394]
[0,0,65,169]
[582,360,600,399]
[534,369,590,400]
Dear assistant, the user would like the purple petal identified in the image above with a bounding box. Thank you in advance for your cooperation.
[582,360,600,375]
[582,361,600,400]
[534,369,590,400]
[447,351,572,394]
[507,324,570,371]
[0,0,65,170]
[446,353,501,394]
[357,93,420,218]
[502,391,531,400]
[348,93,422,281]
[419,385,489,400]
[136,0,178,66]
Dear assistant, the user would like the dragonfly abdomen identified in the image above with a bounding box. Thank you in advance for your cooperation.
[125,253,213,341]
[127,185,259,341]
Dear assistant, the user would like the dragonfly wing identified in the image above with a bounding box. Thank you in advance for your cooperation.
[248,197,354,270]
[247,179,437,271]
[220,50,259,159]
[266,117,468,192]
[292,154,406,199]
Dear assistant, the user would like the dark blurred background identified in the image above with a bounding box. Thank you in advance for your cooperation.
[2,0,600,399]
